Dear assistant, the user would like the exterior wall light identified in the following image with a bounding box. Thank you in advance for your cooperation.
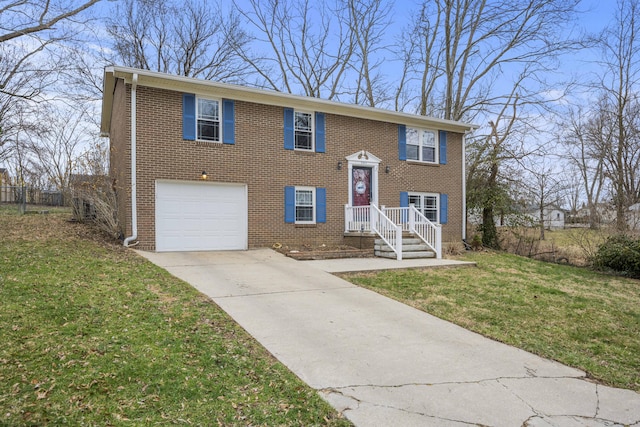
[201,171,208,180]
[337,161,343,170]
[385,166,390,174]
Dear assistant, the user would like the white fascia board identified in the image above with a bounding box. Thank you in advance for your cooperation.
[102,66,479,135]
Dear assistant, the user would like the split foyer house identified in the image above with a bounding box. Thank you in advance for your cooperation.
[100,66,476,259]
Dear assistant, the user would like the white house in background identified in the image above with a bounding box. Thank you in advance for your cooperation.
[537,207,565,230]
[521,206,566,230]
[467,206,565,230]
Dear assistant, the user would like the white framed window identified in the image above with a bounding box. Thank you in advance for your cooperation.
[409,192,439,222]
[407,128,438,163]
[294,111,314,151]
[295,186,315,223]
[197,97,220,142]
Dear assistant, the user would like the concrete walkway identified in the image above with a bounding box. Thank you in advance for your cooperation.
[138,249,640,427]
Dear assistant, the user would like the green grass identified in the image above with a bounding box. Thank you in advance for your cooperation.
[343,252,640,392]
[0,208,350,426]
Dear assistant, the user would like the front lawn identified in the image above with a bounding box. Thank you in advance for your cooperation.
[0,207,350,426]
[343,251,640,392]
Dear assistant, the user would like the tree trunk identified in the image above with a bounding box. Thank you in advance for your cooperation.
[588,199,599,230]
[481,159,500,249]
[481,205,499,248]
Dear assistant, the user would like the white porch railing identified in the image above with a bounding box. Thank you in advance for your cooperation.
[345,203,402,260]
[345,204,442,259]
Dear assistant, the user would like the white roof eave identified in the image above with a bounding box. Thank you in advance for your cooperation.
[100,66,478,136]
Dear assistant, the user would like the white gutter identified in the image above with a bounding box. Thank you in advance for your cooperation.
[102,66,478,135]
[123,73,138,247]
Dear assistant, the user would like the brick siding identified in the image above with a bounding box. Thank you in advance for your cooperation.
[110,82,465,250]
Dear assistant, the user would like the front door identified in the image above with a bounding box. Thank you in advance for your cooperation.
[352,166,372,206]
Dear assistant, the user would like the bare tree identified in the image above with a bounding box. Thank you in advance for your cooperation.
[232,0,356,98]
[399,0,582,121]
[590,0,640,231]
[560,165,584,218]
[466,88,525,248]
[561,106,606,229]
[347,0,393,107]
[0,0,100,99]
[75,138,109,177]
[522,158,565,240]
[0,0,102,163]
[25,107,88,192]
[107,0,251,81]
[396,0,583,247]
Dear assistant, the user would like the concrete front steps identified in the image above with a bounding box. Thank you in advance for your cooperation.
[374,236,436,259]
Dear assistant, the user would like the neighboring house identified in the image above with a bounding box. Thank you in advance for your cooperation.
[535,207,565,230]
[0,168,15,203]
[467,206,565,230]
[574,203,616,226]
[0,168,9,185]
[100,66,476,257]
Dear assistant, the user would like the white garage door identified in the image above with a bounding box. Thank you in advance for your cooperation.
[155,181,248,252]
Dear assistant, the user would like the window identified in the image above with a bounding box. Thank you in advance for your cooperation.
[183,95,235,144]
[295,187,315,223]
[294,111,313,150]
[284,109,325,152]
[197,98,220,142]
[409,193,439,222]
[285,186,326,224]
[406,128,437,163]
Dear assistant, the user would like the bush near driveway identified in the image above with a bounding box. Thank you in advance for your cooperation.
[593,234,640,278]
[0,207,350,426]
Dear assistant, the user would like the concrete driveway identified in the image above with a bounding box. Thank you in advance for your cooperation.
[138,249,640,427]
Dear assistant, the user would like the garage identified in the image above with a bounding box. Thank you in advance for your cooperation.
[155,181,248,252]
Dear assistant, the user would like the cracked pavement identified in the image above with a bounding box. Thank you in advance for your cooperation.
[140,249,640,427]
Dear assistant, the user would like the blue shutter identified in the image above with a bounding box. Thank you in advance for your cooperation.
[400,191,409,207]
[284,108,294,150]
[440,194,448,224]
[222,99,235,145]
[316,187,326,223]
[439,130,447,164]
[398,124,407,160]
[400,191,409,223]
[315,112,325,153]
[182,94,196,140]
[285,186,295,223]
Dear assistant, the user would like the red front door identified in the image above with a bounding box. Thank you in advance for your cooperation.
[352,167,372,206]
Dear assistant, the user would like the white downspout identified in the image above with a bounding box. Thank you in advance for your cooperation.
[124,73,139,247]
[462,130,468,242]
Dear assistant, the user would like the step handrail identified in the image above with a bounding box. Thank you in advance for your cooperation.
[408,205,442,259]
[370,204,402,260]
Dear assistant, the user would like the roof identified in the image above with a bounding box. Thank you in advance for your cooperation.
[100,66,478,137]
